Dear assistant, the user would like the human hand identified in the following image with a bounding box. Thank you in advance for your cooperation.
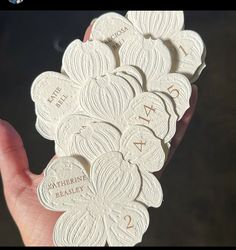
[0,24,198,246]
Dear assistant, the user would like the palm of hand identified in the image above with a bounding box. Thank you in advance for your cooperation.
[0,25,198,246]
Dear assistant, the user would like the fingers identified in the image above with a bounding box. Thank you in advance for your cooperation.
[83,24,93,42]
[0,120,33,196]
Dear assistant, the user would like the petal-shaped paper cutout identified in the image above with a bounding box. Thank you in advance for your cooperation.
[90,12,138,56]
[154,92,178,143]
[105,201,149,246]
[71,122,121,163]
[120,125,166,172]
[55,143,66,157]
[126,11,184,40]
[31,71,80,123]
[113,65,144,88]
[124,92,171,141]
[54,206,106,246]
[114,71,143,97]
[62,39,116,87]
[35,116,55,140]
[91,152,141,204]
[136,171,163,208]
[37,157,94,211]
[148,73,192,120]
[119,36,171,83]
[169,30,205,80]
[55,113,97,156]
[79,74,134,130]
[34,103,54,123]
[191,46,207,83]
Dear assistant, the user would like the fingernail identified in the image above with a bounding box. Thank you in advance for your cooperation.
[90,18,97,26]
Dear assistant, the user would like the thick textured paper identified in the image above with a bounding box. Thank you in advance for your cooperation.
[91,11,206,82]
[35,116,54,140]
[37,156,91,211]
[125,11,206,81]
[120,125,166,172]
[119,36,171,83]
[126,11,184,40]
[42,152,150,246]
[124,92,177,143]
[113,65,144,94]
[148,73,192,120]
[120,125,165,208]
[169,30,206,81]
[33,10,207,247]
[31,71,80,124]
[136,171,163,208]
[62,39,117,87]
[90,12,138,57]
[79,73,135,130]
[114,71,143,97]
[56,114,121,164]
[55,114,97,155]
[154,92,178,142]
[113,65,144,88]
[190,45,207,83]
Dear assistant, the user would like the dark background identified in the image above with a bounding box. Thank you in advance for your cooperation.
[0,11,235,246]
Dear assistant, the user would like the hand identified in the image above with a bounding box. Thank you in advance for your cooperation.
[0,24,198,246]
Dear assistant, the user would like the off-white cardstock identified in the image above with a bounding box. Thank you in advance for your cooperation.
[56,114,121,164]
[124,92,176,143]
[119,36,172,83]
[43,152,149,246]
[90,12,138,58]
[62,39,117,87]
[126,11,184,40]
[148,73,192,120]
[37,156,91,211]
[125,11,206,81]
[169,30,206,81]
[31,71,80,123]
[136,170,163,208]
[79,73,135,130]
[120,125,166,172]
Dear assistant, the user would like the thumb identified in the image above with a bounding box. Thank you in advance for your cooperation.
[0,119,33,207]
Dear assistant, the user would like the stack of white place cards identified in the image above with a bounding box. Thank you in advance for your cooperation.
[32,10,206,247]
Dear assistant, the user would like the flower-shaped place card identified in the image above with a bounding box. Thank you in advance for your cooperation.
[38,152,149,246]
[90,11,206,83]
[32,10,206,247]
[31,39,117,140]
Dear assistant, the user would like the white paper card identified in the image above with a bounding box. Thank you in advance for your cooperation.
[31,71,80,123]
[148,73,192,120]
[79,73,135,130]
[48,152,149,246]
[126,11,184,40]
[56,114,121,164]
[90,12,138,57]
[62,39,117,87]
[37,156,91,212]
[119,36,172,83]
[124,92,177,143]
[120,125,166,172]
[136,171,163,208]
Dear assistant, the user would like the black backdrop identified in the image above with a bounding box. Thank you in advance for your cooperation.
[0,11,235,246]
